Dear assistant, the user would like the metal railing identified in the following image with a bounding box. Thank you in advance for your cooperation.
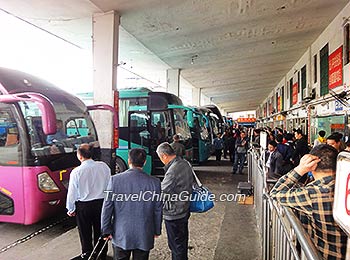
[248,147,322,260]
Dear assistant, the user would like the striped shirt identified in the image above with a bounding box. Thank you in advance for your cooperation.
[270,170,347,260]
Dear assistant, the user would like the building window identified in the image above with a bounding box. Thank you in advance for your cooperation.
[344,24,350,65]
[289,78,293,107]
[320,44,329,96]
[313,54,317,83]
[301,65,307,99]
[281,86,284,111]
[275,91,278,112]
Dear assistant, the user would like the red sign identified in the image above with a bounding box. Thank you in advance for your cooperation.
[237,118,256,123]
[329,46,343,89]
[292,83,298,105]
[277,96,282,112]
[331,124,345,129]
[346,174,350,216]
[113,90,119,149]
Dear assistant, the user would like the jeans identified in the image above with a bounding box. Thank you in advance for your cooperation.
[233,153,246,173]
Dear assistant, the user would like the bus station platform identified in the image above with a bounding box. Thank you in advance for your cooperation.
[0,158,261,260]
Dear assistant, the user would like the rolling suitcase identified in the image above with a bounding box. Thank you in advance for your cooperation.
[88,236,109,260]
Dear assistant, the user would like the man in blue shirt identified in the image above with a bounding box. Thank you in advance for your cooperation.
[66,143,110,260]
[101,148,162,260]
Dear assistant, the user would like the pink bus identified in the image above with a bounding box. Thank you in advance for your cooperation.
[0,67,117,225]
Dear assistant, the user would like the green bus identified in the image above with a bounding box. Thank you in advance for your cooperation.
[116,88,193,176]
[169,105,213,164]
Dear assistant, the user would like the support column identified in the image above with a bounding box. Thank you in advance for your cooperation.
[192,87,201,106]
[201,93,211,106]
[92,11,119,167]
[166,69,180,96]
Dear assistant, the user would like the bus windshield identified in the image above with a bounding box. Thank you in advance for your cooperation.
[19,100,97,157]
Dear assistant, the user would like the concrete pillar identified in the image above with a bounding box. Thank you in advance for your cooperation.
[201,94,211,106]
[192,87,201,106]
[166,69,180,96]
[92,11,119,167]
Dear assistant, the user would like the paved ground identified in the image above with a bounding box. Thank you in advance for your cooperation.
[0,157,261,260]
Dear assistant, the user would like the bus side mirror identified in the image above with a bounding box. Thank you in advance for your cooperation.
[87,104,119,129]
[0,92,57,135]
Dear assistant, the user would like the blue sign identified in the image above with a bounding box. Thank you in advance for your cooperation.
[335,100,343,111]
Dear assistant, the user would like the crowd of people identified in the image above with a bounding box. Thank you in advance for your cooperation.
[64,124,349,260]
[212,124,349,259]
[255,126,348,260]
[66,142,194,260]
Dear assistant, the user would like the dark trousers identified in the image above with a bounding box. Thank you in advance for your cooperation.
[229,148,235,162]
[165,214,190,260]
[215,149,222,161]
[113,246,149,260]
[223,144,228,158]
[233,153,246,174]
[76,199,107,258]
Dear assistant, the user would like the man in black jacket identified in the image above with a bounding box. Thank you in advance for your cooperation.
[292,129,309,166]
[266,141,284,179]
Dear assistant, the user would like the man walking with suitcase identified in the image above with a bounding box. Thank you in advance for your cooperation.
[101,148,162,260]
[66,144,110,260]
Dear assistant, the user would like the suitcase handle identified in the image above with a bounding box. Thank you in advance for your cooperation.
[88,236,109,260]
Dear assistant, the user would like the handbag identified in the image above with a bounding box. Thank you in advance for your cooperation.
[189,165,214,213]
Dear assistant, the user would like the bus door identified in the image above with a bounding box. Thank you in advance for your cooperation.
[150,111,173,175]
[128,111,152,173]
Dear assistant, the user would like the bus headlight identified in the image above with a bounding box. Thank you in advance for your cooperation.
[38,172,60,193]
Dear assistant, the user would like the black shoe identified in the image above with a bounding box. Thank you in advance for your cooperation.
[232,171,236,174]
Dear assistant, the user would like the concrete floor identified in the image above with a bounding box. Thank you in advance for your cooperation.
[0,157,261,260]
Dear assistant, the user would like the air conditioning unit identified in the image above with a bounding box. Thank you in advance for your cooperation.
[302,88,308,98]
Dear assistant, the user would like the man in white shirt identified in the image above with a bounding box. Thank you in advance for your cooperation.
[66,143,110,260]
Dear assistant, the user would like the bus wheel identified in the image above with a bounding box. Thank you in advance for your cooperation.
[115,157,127,174]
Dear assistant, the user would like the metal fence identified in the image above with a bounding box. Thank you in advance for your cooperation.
[248,147,322,260]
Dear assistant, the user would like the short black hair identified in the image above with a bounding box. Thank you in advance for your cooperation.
[275,134,283,143]
[318,130,326,137]
[254,129,261,134]
[327,133,341,143]
[296,129,303,135]
[129,148,147,167]
[309,144,337,172]
[285,133,294,141]
[268,140,277,147]
[78,143,92,159]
